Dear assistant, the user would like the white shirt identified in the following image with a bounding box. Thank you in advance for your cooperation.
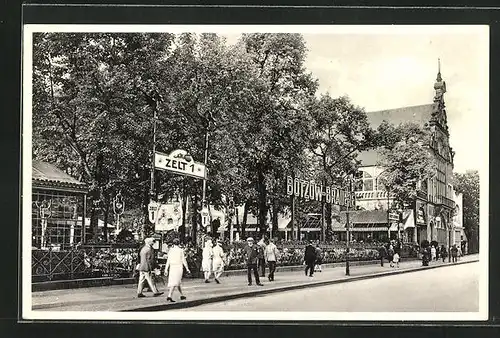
[265,243,278,261]
[166,246,188,267]
[213,245,225,262]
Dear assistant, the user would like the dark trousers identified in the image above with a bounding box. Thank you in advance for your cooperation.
[268,261,276,281]
[305,261,315,276]
[247,264,261,284]
[258,258,266,277]
[380,257,384,267]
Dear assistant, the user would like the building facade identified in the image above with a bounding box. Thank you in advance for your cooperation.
[339,64,459,247]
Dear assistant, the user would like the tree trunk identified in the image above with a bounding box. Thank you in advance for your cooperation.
[89,189,100,242]
[242,202,248,239]
[103,190,110,243]
[326,203,332,241]
[272,198,278,239]
[257,170,268,235]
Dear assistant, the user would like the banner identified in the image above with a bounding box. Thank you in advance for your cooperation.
[286,176,355,208]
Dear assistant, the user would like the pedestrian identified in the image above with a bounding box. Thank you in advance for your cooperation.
[379,244,387,267]
[264,238,278,281]
[388,244,395,268]
[441,245,447,262]
[451,244,458,263]
[257,237,267,277]
[314,243,323,272]
[304,241,317,277]
[164,238,191,302]
[392,251,400,268]
[457,245,462,260]
[431,245,437,261]
[136,237,164,298]
[212,238,225,284]
[201,238,214,283]
[245,237,263,286]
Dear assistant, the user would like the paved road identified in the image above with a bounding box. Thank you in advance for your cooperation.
[177,262,479,312]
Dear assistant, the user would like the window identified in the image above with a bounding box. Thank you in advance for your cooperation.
[32,189,85,249]
[361,172,374,191]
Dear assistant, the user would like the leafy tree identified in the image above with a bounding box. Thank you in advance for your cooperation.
[307,94,376,235]
[376,122,437,207]
[239,33,319,235]
[453,170,480,253]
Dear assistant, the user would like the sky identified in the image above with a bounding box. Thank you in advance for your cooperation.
[225,26,489,174]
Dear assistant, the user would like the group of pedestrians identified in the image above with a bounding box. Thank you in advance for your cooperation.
[245,236,279,285]
[378,243,400,268]
[136,237,191,303]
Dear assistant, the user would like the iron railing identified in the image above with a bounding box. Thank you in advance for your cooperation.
[32,244,139,283]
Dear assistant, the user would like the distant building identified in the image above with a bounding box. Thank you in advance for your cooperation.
[333,62,459,246]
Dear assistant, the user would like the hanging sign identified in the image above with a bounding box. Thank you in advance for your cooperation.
[148,202,159,224]
[388,211,400,221]
[154,149,206,179]
[286,176,355,208]
[155,201,183,232]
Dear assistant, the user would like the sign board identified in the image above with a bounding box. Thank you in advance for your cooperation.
[388,211,400,221]
[148,202,159,224]
[154,150,206,179]
[286,176,355,208]
[200,207,211,228]
[155,201,183,232]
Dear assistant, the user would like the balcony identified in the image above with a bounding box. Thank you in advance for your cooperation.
[428,194,455,209]
[416,189,427,200]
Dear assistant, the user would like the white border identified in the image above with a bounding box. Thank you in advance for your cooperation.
[22,24,489,322]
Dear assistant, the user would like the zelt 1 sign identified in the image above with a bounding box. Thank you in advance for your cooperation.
[154,150,207,179]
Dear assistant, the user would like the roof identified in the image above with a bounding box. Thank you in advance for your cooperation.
[357,104,434,167]
[32,160,88,193]
[365,104,433,128]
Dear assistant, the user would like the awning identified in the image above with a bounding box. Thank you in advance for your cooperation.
[332,226,390,232]
[300,228,321,232]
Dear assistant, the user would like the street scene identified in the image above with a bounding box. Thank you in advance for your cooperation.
[24,26,486,319]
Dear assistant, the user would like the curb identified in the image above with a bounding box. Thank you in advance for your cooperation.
[32,258,418,292]
[123,259,478,312]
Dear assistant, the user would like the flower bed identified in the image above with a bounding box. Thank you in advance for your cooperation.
[182,240,419,274]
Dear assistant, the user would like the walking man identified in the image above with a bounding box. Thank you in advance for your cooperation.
[304,241,317,277]
[379,243,387,267]
[137,237,163,298]
[245,237,263,286]
[451,244,458,263]
[212,239,225,284]
[264,238,278,281]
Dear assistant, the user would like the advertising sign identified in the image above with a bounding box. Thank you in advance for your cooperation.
[148,201,159,224]
[415,200,427,225]
[155,201,183,232]
[154,149,206,179]
[286,176,355,208]
[388,211,400,221]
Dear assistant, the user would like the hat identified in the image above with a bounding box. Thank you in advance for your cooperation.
[216,238,222,243]
[246,237,254,242]
[144,237,155,245]
[172,238,180,245]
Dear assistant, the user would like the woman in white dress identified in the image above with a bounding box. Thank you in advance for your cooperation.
[201,239,214,283]
[212,239,225,284]
[165,238,191,302]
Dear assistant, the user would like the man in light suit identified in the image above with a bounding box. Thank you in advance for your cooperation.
[137,237,164,298]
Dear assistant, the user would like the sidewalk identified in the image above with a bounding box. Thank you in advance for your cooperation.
[32,255,478,312]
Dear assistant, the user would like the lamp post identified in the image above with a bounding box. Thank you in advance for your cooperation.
[345,175,353,276]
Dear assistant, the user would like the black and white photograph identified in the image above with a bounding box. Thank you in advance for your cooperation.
[21,25,488,321]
